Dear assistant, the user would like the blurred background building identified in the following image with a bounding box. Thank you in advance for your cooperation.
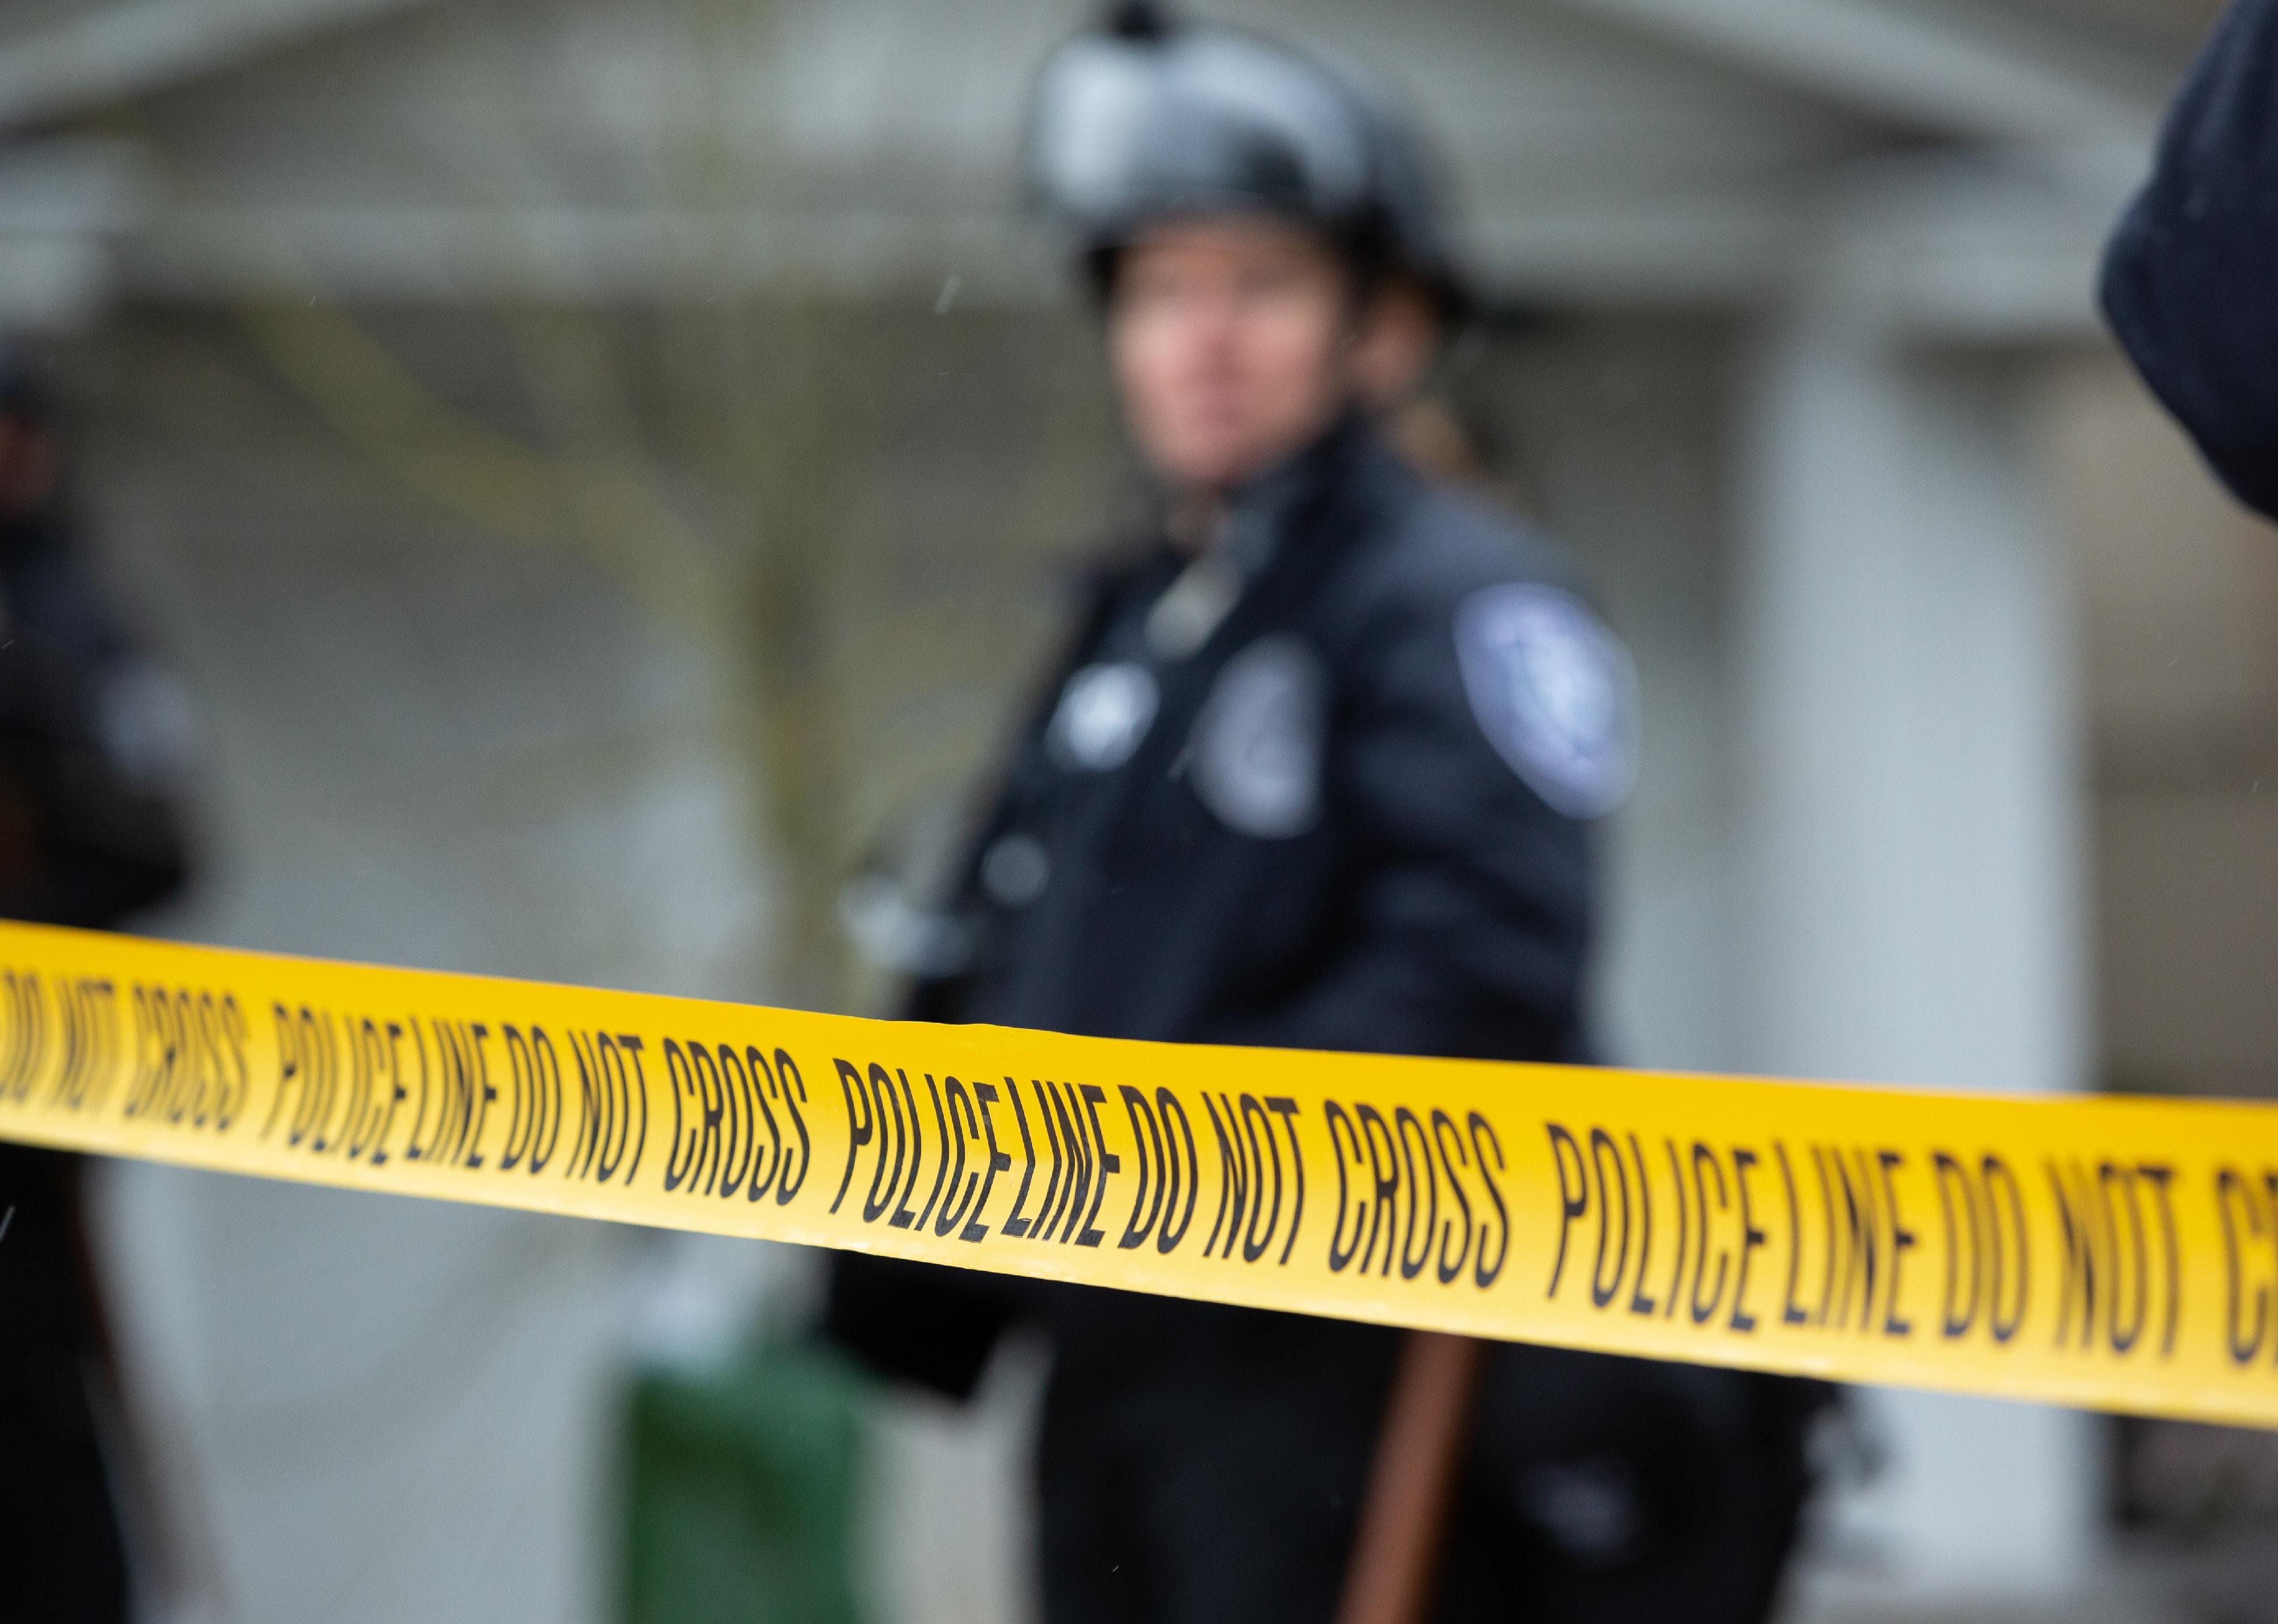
[0,0,2270,1620]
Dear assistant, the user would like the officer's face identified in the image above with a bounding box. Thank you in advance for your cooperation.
[1110,219,1358,496]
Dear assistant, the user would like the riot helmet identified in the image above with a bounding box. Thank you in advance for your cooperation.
[1022,3,1470,318]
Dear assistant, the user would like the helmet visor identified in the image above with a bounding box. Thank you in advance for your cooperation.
[1024,30,1376,245]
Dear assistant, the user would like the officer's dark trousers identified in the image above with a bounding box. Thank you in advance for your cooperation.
[1036,1296,1815,1624]
[1038,1302,1393,1624]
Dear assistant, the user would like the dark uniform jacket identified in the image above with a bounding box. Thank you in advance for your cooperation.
[920,413,1602,1060]
[828,417,1809,1624]
[2101,0,2278,520]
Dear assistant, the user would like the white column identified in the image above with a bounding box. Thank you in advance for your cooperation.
[1732,311,2097,1601]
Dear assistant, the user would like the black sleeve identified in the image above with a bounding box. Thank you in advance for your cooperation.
[819,1251,1016,1402]
[901,562,1130,1024]
[1200,581,1595,1063]
[2100,0,2278,519]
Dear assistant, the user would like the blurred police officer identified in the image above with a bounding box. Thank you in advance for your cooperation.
[828,10,1814,1621]
[2102,0,2278,520]
[0,355,195,1624]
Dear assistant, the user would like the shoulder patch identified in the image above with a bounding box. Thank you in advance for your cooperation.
[1453,583,1637,819]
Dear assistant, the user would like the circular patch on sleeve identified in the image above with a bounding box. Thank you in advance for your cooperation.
[1453,583,1637,818]
[1189,635,1328,839]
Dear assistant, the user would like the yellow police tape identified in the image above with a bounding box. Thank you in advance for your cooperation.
[0,920,2273,1428]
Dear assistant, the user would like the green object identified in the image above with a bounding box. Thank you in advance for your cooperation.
[621,1343,869,1624]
